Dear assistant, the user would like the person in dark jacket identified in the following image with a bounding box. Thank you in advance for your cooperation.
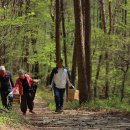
[49,59,74,112]
[0,66,14,109]
[9,69,38,115]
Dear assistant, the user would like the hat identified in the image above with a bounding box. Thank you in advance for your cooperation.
[18,69,25,74]
[0,66,5,71]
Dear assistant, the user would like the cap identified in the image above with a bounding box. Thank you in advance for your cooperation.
[18,69,25,74]
[0,66,5,71]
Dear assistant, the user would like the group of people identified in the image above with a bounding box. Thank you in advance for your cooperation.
[0,59,74,115]
[0,66,37,115]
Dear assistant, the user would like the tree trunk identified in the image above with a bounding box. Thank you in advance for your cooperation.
[60,0,68,67]
[121,71,127,101]
[71,39,77,86]
[94,54,102,98]
[108,1,112,34]
[104,52,109,98]
[84,0,92,100]
[73,0,88,104]
[55,0,61,62]
[99,0,106,33]
[99,0,110,98]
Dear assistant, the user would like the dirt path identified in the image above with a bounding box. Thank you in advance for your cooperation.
[22,96,130,130]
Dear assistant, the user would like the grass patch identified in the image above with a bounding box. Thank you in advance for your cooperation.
[0,110,26,129]
[37,88,79,110]
[37,88,55,110]
[65,100,79,109]
[0,101,27,129]
[37,88,130,112]
[83,97,130,111]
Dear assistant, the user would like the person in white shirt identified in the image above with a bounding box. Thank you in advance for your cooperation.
[49,59,74,112]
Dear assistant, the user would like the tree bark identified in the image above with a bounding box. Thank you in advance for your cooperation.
[84,0,92,100]
[99,0,109,98]
[99,0,106,33]
[94,54,102,98]
[55,0,61,62]
[73,0,88,103]
[71,39,77,86]
[60,0,68,66]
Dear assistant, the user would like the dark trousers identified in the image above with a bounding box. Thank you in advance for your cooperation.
[54,87,65,110]
[0,91,13,108]
[1,91,8,108]
[30,83,37,101]
[20,93,34,113]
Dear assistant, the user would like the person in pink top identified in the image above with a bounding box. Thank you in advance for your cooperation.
[9,69,36,115]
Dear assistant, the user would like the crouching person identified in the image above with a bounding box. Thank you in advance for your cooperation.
[9,69,36,115]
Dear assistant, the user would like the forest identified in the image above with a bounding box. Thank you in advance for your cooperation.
[0,0,129,102]
[0,0,130,129]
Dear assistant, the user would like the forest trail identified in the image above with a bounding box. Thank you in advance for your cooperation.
[21,96,130,130]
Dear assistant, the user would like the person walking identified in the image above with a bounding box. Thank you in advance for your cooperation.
[9,69,37,115]
[0,66,14,109]
[49,59,74,112]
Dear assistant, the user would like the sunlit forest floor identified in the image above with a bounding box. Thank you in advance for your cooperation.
[1,92,130,130]
[20,95,130,130]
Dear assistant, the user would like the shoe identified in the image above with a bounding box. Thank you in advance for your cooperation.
[29,110,35,114]
[55,109,60,112]
[59,107,64,112]
[55,107,61,112]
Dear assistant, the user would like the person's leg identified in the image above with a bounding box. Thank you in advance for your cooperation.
[20,94,27,115]
[54,87,60,112]
[32,84,37,100]
[7,94,13,109]
[1,92,8,108]
[59,88,65,111]
[27,93,34,113]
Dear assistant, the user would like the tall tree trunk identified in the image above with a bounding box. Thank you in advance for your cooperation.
[121,69,128,102]
[94,54,102,98]
[71,39,77,86]
[99,0,106,33]
[104,52,109,98]
[124,0,127,25]
[84,0,92,100]
[124,0,127,36]
[23,0,30,71]
[73,0,88,104]
[55,0,61,62]
[60,0,68,67]
[108,1,112,34]
[100,0,109,98]
[93,1,103,98]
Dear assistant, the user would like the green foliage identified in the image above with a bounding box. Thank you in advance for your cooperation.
[84,97,130,111]
[65,100,79,109]
[0,110,26,129]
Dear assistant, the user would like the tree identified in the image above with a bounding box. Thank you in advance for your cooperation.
[60,0,68,67]
[73,0,88,103]
[84,0,92,100]
[55,0,61,62]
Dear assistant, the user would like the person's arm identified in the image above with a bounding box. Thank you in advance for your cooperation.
[9,73,14,88]
[25,74,34,86]
[66,68,74,89]
[9,79,19,95]
[49,68,55,87]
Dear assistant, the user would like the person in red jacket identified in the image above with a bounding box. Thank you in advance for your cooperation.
[9,69,36,115]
